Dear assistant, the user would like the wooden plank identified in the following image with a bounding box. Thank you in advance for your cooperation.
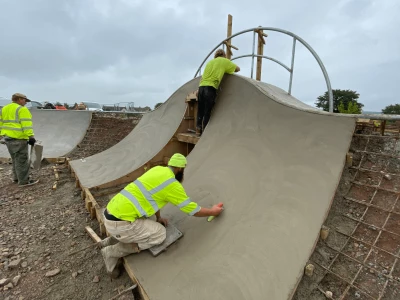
[123,258,150,300]
[185,90,198,102]
[177,133,199,145]
[91,186,124,198]
[226,14,233,59]
[46,157,66,164]
[84,188,99,219]
[85,226,102,243]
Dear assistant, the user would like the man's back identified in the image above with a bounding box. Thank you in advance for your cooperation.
[200,57,237,89]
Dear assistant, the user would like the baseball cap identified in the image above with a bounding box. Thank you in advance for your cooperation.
[12,93,31,102]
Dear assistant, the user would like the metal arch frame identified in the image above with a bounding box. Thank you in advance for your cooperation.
[194,27,333,113]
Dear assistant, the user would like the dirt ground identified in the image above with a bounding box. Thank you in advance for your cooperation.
[0,161,135,300]
[68,112,139,160]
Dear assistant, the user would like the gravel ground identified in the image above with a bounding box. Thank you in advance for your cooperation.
[0,161,135,300]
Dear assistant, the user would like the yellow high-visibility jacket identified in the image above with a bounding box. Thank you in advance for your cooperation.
[0,103,34,139]
[107,166,200,222]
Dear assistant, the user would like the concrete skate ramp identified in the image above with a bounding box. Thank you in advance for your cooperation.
[0,110,91,159]
[126,75,356,300]
[69,78,200,189]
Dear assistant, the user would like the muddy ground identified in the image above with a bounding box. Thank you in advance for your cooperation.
[0,162,135,300]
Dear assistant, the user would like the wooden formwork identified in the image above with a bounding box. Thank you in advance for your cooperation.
[65,92,201,300]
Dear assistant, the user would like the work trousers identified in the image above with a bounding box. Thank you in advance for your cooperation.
[5,139,30,185]
[104,217,166,250]
[196,86,217,131]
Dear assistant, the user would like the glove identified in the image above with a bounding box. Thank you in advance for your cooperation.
[28,137,36,146]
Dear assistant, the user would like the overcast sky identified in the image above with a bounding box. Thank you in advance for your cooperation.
[0,0,398,111]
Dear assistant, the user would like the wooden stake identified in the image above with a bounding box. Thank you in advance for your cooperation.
[68,242,98,256]
[346,153,353,167]
[85,226,102,243]
[226,14,233,59]
[256,28,265,81]
[381,120,386,136]
[108,284,138,300]
[305,264,315,277]
[320,226,330,240]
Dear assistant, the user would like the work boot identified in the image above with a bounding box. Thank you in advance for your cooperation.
[97,236,118,249]
[101,242,140,278]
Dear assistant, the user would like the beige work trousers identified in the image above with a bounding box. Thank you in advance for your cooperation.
[104,217,166,250]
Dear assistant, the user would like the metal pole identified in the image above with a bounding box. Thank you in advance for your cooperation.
[251,30,256,79]
[194,27,334,112]
[288,37,296,95]
[232,54,291,71]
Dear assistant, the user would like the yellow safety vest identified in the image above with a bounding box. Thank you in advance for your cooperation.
[107,166,200,222]
[0,103,34,139]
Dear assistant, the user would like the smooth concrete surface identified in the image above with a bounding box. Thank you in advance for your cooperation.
[125,75,356,300]
[69,77,201,188]
[0,110,91,159]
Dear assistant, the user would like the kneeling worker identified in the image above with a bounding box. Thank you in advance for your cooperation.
[100,153,224,277]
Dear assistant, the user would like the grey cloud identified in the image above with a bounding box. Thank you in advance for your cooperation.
[0,0,399,110]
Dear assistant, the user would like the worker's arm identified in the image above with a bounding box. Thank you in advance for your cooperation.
[193,203,224,217]
[225,58,239,74]
[167,182,225,218]
[155,210,168,226]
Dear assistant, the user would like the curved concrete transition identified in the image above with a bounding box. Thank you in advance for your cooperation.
[69,77,200,189]
[0,110,91,160]
[125,75,357,300]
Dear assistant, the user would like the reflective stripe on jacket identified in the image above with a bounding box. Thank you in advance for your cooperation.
[0,103,34,139]
[107,166,200,222]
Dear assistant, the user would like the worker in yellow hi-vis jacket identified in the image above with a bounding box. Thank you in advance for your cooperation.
[0,93,39,186]
[196,49,240,136]
[99,153,224,278]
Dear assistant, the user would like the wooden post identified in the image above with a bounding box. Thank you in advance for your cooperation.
[256,28,265,81]
[381,120,386,136]
[226,14,233,59]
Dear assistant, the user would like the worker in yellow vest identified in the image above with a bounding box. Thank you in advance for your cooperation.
[0,93,39,186]
[196,49,240,136]
[99,153,224,277]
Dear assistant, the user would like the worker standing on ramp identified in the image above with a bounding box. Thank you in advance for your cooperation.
[196,49,240,136]
[0,93,39,186]
[99,153,224,277]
